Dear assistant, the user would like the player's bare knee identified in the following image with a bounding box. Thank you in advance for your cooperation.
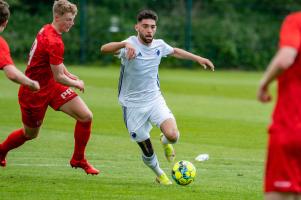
[166,129,179,143]
[168,134,179,144]
[78,111,93,122]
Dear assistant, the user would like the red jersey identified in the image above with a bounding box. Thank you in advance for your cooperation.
[0,36,14,69]
[25,24,64,87]
[18,25,78,128]
[269,12,301,135]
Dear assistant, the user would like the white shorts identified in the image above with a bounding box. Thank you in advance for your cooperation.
[122,96,175,142]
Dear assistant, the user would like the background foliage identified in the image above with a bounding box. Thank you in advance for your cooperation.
[3,0,301,70]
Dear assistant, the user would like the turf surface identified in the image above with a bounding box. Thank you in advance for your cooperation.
[0,66,274,200]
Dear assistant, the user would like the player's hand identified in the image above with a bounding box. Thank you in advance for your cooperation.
[125,43,136,60]
[29,80,40,91]
[198,57,215,71]
[257,84,272,103]
[75,79,85,93]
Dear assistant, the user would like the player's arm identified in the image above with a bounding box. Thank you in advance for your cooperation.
[100,42,136,59]
[3,64,40,91]
[63,65,78,80]
[171,48,215,71]
[257,47,297,103]
[51,63,85,92]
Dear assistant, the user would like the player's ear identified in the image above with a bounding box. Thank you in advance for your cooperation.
[135,24,138,32]
[53,14,60,22]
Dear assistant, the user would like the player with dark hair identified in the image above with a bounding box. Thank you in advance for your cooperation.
[101,9,214,184]
[258,12,301,200]
[0,0,99,175]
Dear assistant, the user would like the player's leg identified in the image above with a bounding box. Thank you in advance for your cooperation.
[137,138,172,185]
[59,96,92,161]
[265,192,296,200]
[264,133,301,200]
[138,139,165,177]
[58,95,99,175]
[0,95,44,167]
[159,118,178,162]
[122,105,171,185]
[0,126,40,167]
[150,96,179,162]
[0,127,35,167]
[137,138,164,177]
[160,118,179,144]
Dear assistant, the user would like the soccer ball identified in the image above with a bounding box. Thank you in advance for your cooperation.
[171,160,196,186]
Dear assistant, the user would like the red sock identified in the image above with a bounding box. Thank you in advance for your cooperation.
[72,121,92,161]
[1,129,30,153]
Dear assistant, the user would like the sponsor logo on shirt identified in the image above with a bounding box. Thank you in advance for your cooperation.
[137,52,142,57]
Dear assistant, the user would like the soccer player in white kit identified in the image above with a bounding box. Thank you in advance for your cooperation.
[101,9,214,185]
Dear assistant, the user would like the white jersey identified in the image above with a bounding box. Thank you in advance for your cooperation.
[118,36,174,107]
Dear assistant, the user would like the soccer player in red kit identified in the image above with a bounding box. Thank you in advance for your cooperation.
[0,0,39,90]
[258,12,301,199]
[0,0,99,175]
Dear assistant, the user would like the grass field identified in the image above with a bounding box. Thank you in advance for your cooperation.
[0,66,274,200]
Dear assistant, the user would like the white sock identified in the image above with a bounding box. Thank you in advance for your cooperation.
[142,153,164,176]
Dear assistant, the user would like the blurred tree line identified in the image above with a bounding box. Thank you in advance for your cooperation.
[3,0,301,70]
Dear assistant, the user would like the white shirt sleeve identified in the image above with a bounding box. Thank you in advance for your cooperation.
[117,36,135,59]
[161,40,174,57]
[117,48,126,59]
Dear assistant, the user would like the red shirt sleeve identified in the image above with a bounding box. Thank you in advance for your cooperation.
[48,40,64,65]
[0,36,14,70]
[279,15,301,50]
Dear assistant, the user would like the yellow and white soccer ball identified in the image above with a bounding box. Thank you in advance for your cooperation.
[171,160,196,186]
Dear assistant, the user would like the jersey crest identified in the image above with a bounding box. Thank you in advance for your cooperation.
[156,49,160,56]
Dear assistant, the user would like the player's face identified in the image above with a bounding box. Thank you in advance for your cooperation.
[55,12,76,33]
[136,19,157,45]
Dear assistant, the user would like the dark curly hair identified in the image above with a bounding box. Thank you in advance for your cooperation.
[137,9,158,22]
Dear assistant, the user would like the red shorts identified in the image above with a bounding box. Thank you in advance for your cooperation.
[18,82,78,128]
[265,130,301,193]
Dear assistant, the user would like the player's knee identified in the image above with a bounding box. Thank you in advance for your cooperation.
[166,129,179,144]
[78,111,93,122]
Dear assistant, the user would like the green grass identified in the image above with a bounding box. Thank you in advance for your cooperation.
[0,66,274,200]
